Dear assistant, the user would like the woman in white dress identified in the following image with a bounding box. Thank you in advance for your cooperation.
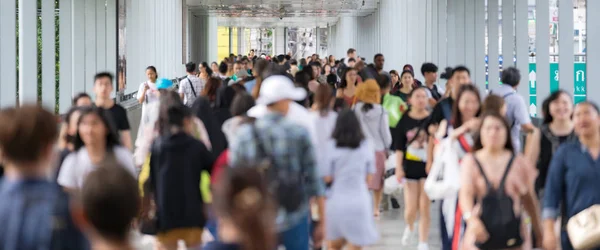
[323,109,379,250]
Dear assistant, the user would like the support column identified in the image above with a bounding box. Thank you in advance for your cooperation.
[59,0,72,112]
[0,0,17,107]
[273,27,285,56]
[588,0,600,104]
[474,0,486,91]
[42,0,56,110]
[488,0,500,87]
[465,0,476,71]
[336,16,358,57]
[502,0,515,69]
[455,0,466,64]
[515,0,530,108]
[207,16,218,62]
[536,0,550,113]
[558,0,574,95]
[437,0,447,67]
[19,0,38,104]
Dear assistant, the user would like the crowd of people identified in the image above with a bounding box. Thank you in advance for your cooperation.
[0,47,600,250]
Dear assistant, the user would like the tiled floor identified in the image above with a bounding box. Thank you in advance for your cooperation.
[134,201,443,250]
[366,203,442,250]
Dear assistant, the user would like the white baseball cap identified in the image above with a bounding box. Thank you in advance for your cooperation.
[255,75,307,105]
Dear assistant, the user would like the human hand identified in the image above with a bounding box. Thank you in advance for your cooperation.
[395,167,405,182]
[465,118,481,132]
[467,217,489,243]
[143,83,150,91]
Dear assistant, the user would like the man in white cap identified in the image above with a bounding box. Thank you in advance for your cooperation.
[230,75,325,250]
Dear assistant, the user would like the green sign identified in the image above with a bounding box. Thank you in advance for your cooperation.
[574,62,586,104]
[528,63,537,117]
[528,62,587,114]
[550,63,559,93]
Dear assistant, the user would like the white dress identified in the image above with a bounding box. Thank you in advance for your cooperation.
[323,141,379,246]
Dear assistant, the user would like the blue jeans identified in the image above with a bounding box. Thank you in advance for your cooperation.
[279,215,310,250]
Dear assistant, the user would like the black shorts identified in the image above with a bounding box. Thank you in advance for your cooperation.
[403,164,428,180]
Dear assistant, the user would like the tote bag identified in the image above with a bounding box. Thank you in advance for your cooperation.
[424,138,461,200]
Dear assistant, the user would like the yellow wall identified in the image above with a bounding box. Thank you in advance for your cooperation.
[217,27,244,60]
[217,27,230,62]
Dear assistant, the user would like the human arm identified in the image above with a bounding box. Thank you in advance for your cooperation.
[137,82,148,104]
[541,146,567,250]
[381,110,393,149]
[517,156,543,247]
[515,97,535,133]
[523,127,541,166]
[120,130,133,151]
[459,155,489,243]
[57,123,68,149]
[449,119,480,140]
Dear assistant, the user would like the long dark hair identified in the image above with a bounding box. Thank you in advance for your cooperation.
[451,84,482,128]
[157,90,190,136]
[214,167,276,250]
[472,112,515,152]
[339,68,357,89]
[332,109,365,148]
[201,62,213,76]
[314,84,334,116]
[542,90,572,124]
[74,106,121,151]
[201,77,222,102]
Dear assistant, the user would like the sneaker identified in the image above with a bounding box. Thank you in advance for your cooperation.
[401,226,412,246]
[417,242,429,250]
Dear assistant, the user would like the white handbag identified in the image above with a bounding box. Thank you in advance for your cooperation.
[424,138,461,200]
[567,205,600,249]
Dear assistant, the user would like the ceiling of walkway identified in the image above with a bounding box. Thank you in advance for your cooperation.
[186,0,380,28]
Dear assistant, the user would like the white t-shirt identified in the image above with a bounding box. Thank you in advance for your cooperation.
[178,75,204,106]
[137,81,160,104]
[58,146,136,189]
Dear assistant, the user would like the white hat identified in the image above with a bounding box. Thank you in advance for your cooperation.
[255,75,307,105]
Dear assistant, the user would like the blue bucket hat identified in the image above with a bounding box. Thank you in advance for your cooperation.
[156,78,173,90]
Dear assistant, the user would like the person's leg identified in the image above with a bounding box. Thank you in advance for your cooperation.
[403,181,419,229]
[402,180,419,245]
[154,230,181,250]
[373,189,383,217]
[280,216,310,250]
[418,179,431,249]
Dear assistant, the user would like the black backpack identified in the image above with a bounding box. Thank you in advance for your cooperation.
[250,124,305,212]
[473,154,523,249]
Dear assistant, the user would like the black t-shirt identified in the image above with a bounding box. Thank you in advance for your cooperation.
[429,97,454,127]
[535,132,572,192]
[105,103,130,131]
[394,114,429,170]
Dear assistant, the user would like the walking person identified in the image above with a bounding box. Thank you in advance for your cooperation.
[179,62,205,107]
[58,107,136,191]
[394,87,432,249]
[142,93,215,250]
[0,105,87,250]
[524,90,575,198]
[459,112,542,250]
[72,163,139,250]
[204,167,277,250]
[93,72,133,150]
[230,75,325,250]
[432,84,481,250]
[542,101,600,250]
[353,79,392,218]
[323,110,379,250]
